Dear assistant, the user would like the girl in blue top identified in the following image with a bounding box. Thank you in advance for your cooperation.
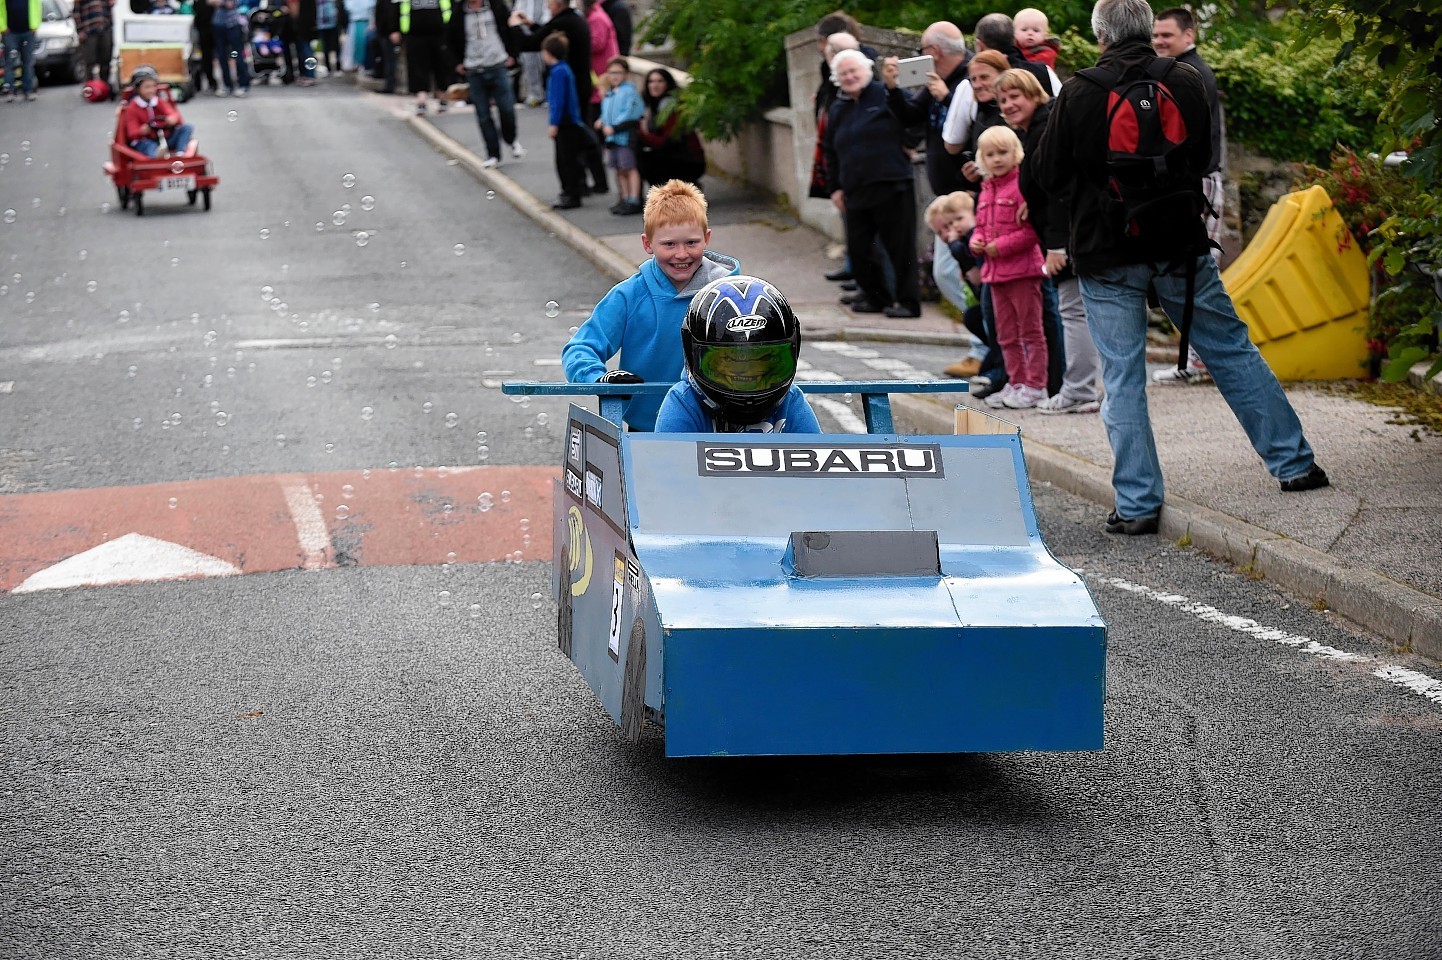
[596,56,646,215]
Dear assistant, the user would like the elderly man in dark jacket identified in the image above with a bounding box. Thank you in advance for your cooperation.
[1032,0,1327,536]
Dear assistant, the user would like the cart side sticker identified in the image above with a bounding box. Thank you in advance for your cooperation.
[565,467,583,501]
[565,505,594,596]
[568,423,584,471]
[585,468,604,509]
[626,558,641,593]
[607,552,626,662]
[696,442,945,478]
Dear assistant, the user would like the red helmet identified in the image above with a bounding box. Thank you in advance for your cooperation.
[81,79,112,103]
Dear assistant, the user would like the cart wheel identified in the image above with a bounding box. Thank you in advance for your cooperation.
[187,189,198,206]
[117,185,130,210]
[202,188,212,211]
[134,192,144,217]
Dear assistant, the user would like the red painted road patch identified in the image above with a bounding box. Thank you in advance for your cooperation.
[0,466,558,593]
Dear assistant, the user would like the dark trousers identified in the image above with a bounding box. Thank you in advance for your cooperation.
[317,26,340,71]
[194,24,217,89]
[582,100,608,190]
[846,185,920,313]
[554,122,590,201]
[80,29,112,82]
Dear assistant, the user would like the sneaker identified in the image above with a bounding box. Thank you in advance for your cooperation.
[1105,510,1159,535]
[234,88,248,98]
[25,92,36,102]
[943,357,982,379]
[480,156,500,169]
[1036,393,1101,415]
[436,98,448,113]
[414,104,427,117]
[1279,464,1330,492]
[509,140,526,159]
[1152,363,1211,384]
[216,88,230,97]
[985,384,1016,409]
[1002,384,1047,409]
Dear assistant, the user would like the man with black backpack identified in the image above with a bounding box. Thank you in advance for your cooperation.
[1032,0,1328,536]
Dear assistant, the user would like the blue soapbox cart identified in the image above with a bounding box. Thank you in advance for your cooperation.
[502,380,1107,757]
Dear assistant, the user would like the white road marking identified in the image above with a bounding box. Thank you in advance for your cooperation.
[532,358,563,366]
[861,356,937,380]
[811,397,867,434]
[0,381,13,393]
[281,481,331,569]
[13,533,239,593]
[795,360,843,381]
[811,342,881,359]
[1104,578,1442,709]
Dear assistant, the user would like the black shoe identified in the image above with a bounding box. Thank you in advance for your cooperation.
[552,195,582,209]
[849,299,883,314]
[839,294,857,305]
[840,281,858,291]
[824,268,854,282]
[1279,464,1329,492]
[588,182,608,195]
[884,304,921,318]
[1105,510,1160,535]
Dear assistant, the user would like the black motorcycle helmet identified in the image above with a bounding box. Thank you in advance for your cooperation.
[681,276,801,426]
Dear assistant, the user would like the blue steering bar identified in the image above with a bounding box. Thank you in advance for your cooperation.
[500,380,967,433]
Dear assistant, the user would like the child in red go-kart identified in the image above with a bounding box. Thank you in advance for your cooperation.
[121,66,196,158]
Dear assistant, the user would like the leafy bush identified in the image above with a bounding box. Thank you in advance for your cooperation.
[1209,15,1386,163]
[1296,149,1439,376]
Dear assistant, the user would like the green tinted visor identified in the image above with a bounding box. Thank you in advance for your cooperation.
[694,342,796,394]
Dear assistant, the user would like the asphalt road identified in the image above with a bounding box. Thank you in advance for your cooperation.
[2,84,1440,960]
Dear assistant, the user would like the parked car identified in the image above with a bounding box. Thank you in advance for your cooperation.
[35,0,86,85]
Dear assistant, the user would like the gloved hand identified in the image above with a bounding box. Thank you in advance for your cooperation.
[597,370,643,384]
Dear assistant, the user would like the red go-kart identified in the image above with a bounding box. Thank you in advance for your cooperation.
[102,84,219,217]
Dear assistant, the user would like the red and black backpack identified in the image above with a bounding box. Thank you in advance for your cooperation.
[1078,57,1206,240]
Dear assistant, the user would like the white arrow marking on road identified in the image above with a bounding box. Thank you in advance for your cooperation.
[1104,578,1442,708]
[12,533,241,593]
[281,481,331,570]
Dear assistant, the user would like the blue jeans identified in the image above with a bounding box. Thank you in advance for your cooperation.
[132,124,194,156]
[4,31,37,95]
[214,23,251,91]
[466,62,517,160]
[1080,256,1316,518]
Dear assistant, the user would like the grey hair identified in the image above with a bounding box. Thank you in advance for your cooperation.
[1091,0,1156,47]
[824,31,860,62]
[973,13,1015,51]
[923,27,970,58]
[829,47,874,86]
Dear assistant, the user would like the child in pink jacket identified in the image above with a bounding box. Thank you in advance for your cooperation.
[971,124,1048,409]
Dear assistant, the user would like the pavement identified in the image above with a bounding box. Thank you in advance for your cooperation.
[389,89,1442,661]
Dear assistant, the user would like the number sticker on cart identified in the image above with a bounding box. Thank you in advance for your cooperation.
[160,176,196,192]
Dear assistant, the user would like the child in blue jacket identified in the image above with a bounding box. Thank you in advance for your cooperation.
[561,180,740,431]
[596,56,646,215]
[542,33,589,208]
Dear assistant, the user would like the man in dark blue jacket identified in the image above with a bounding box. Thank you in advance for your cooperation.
[1032,0,1327,535]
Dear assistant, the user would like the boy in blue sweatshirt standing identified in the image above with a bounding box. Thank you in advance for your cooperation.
[562,179,741,430]
[542,33,588,209]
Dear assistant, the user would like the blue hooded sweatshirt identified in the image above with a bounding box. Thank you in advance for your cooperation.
[561,249,741,430]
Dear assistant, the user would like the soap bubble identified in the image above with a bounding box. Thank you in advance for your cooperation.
[170,257,179,268]
[215,411,230,426]
[360,195,375,210]
[168,497,178,509]
[314,221,325,232]
[20,140,31,152]
[306,57,319,70]
[368,302,380,313]
[510,331,522,343]
[171,161,185,174]
[324,442,335,454]
[476,431,488,444]
[341,484,354,498]
[531,592,543,609]
[332,211,347,226]
[336,504,350,519]
[478,492,493,511]
[485,190,495,200]
[437,590,452,607]
[536,412,549,426]
[500,490,511,504]
[227,110,238,122]
[444,412,458,427]
[384,334,397,349]
[275,433,286,447]
[341,173,356,188]
[422,401,433,413]
[545,300,560,318]
[469,603,482,618]
[360,405,374,420]
[453,243,465,256]
[117,309,130,323]
[2,210,14,224]
[78,249,87,261]
[261,285,274,298]
[306,376,317,388]
[127,365,137,377]
[476,445,489,461]
[355,232,369,247]
[260,228,271,240]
